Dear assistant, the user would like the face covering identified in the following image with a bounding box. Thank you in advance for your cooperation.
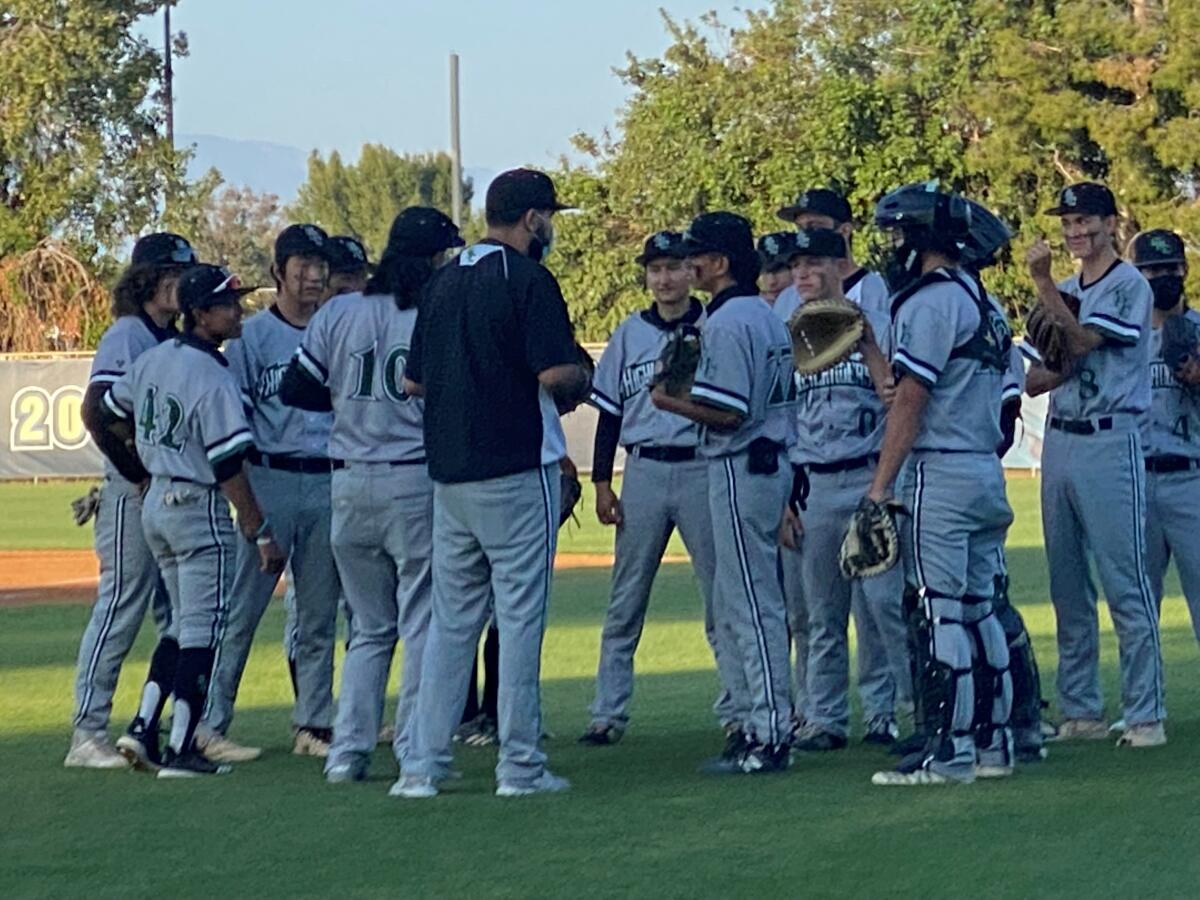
[528,214,555,264]
[883,241,923,295]
[1149,273,1185,311]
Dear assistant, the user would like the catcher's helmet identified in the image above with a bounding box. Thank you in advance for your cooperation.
[874,182,972,243]
[960,199,1013,272]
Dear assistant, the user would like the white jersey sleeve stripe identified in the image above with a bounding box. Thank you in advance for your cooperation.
[205,429,254,464]
[89,370,123,386]
[297,346,329,383]
[690,383,750,415]
[103,388,131,419]
[588,388,622,417]
[893,349,940,386]
[1083,312,1140,343]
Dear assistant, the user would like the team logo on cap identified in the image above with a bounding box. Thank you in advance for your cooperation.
[795,232,810,249]
[654,233,673,250]
[1150,235,1174,255]
[302,225,325,246]
[798,191,813,208]
[1063,188,1078,208]
[763,235,780,256]
[347,242,365,261]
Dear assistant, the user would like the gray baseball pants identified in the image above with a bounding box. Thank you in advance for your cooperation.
[1145,465,1200,643]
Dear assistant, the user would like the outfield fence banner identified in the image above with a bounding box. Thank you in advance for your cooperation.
[0,351,1043,480]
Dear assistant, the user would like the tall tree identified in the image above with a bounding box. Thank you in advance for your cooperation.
[290,146,472,256]
[0,0,191,259]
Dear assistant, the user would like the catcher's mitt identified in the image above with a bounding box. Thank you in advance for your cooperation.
[650,324,702,398]
[788,298,864,375]
[1162,313,1200,376]
[838,497,903,579]
[1024,291,1081,373]
[559,470,583,528]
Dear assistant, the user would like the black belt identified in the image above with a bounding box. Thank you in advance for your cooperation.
[168,476,212,486]
[1049,416,1113,435]
[1146,456,1200,473]
[334,457,427,468]
[806,453,879,475]
[249,450,343,473]
[629,445,696,463]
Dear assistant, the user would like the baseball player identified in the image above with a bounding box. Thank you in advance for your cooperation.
[198,223,342,762]
[1023,183,1165,748]
[757,233,795,305]
[395,169,591,798]
[866,183,1013,786]
[773,187,890,322]
[1130,229,1200,641]
[96,264,285,777]
[65,234,195,769]
[779,228,910,753]
[579,230,743,746]
[650,211,797,774]
[279,207,464,783]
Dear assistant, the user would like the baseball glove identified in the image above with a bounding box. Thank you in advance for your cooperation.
[650,324,703,398]
[838,497,903,579]
[70,486,101,527]
[1024,291,1081,373]
[559,469,583,528]
[1162,313,1200,376]
[788,298,864,375]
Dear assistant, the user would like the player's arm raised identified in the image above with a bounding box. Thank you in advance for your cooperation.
[1027,239,1102,358]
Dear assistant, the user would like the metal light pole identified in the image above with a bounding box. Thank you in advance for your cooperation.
[164,3,174,148]
[449,53,462,227]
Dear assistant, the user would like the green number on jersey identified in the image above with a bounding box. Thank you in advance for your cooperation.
[351,344,409,402]
[1078,367,1099,400]
[858,408,878,438]
[351,347,377,400]
[160,395,185,450]
[139,387,158,441]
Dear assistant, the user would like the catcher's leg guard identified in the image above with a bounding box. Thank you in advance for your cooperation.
[903,585,930,742]
[992,575,1046,759]
[964,595,1013,767]
[908,588,975,773]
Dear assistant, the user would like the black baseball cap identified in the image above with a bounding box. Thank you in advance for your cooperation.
[485,168,574,219]
[274,224,331,267]
[682,212,755,260]
[385,207,465,257]
[635,230,687,265]
[757,232,798,271]
[1045,182,1118,217]
[788,228,848,260]
[1130,229,1187,268]
[131,232,197,268]
[777,188,852,225]
[176,264,257,314]
[326,236,372,274]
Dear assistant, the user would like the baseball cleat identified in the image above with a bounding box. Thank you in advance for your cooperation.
[872,768,952,786]
[863,716,901,746]
[698,728,748,774]
[975,763,1015,779]
[292,727,332,758]
[577,724,623,746]
[197,732,262,763]
[453,714,498,748]
[156,748,232,779]
[1108,718,1127,734]
[1116,722,1166,748]
[496,770,571,797]
[389,775,438,799]
[889,731,928,757]
[325,758,370,783]
[1047,719,1110,742]
[116,720,162,772]
[793,731,848,752]
[1014,726,1048,762]
[64,732,129,770]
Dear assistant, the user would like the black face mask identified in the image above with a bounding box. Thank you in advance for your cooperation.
[1149,274,1185,311]
[883,241,924,295]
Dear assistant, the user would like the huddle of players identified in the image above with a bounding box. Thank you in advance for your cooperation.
[582,179,1189,785]
[61,168,1190,788]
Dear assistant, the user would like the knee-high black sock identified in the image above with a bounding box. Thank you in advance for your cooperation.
[169,647,216,754]
[460,653,481,723]
[482,624,500,722]
[134,637,179,734]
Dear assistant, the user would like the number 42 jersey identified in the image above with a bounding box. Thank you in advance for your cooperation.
[294,292,425,463]
[104,335,254,486]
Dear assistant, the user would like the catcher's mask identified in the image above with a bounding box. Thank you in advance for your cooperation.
[874,183,971,294]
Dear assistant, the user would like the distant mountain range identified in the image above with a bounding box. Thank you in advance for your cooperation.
[180,133,495,208]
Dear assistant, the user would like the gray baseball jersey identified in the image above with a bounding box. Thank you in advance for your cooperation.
[1049,261,1152,419]
[296,292,425,462]
[226,306,333,457]
[1145,309,1200,458]
[104,337,254,485]
[789,309,891,465]
[691,294,797,456]
[589,302,704,447]
[892,270,1006,453]
[773,268,889,323]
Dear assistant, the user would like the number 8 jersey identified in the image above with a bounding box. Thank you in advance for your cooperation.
[293,292,425,463]
[103,334,255,485]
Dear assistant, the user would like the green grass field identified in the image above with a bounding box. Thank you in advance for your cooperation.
[2,479,1199,898]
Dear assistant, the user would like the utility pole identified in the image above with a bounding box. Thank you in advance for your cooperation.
[449,52,462,227]
[164,3,175,148]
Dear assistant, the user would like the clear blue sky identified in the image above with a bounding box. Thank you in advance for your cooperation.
[151,0,750,171]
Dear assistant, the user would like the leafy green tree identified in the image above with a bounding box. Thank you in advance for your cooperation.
[290,146,473,256]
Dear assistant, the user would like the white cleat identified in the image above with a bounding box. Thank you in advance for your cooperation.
[389,775,438,799]
[495,771,571,798]
[1047,719,1110,742]
[975,764,1015,779]
[1116,722,1166,748]
[292,728,332,758]
[1108,718,1127,734]
[871,769,952,787]
[63,733,129,770]
[197,732,262,763]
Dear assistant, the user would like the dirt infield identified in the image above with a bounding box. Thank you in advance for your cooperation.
[0,549,678,607]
